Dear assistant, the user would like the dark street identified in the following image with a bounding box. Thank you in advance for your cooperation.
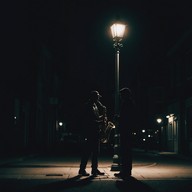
[1,1,192,191]
[0,149,192,192]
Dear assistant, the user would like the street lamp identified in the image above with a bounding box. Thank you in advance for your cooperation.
[156,117,163,151]
[157,118,162,124]
[110,22,126,171]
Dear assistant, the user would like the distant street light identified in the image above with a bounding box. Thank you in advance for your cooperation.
[110,22,126,171]
[156,118,163,151]
[59,122,63,126]
[157,118,162,124]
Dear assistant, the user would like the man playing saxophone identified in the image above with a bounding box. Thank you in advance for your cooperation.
[78,90,105,176]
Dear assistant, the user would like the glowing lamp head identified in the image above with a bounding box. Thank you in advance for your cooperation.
[110,23,126,41]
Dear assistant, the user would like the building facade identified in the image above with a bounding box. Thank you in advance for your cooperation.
[165,28,192,156]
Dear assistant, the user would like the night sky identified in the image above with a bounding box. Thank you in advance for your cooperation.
[2,0,192,126]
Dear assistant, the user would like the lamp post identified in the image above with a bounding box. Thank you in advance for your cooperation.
[156,117,163,151]
[110,23,126,171]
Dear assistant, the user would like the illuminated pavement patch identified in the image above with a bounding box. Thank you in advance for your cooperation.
[1,162,192,181]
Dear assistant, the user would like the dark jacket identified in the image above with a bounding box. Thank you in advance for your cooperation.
[82,100,102,138]
[119,98,136,136]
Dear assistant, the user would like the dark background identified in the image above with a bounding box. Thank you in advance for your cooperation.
[1,0,192,134]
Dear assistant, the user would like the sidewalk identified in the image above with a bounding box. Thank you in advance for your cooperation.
[146,149,192,162]
[0,149,192,180]
[1,149,192,192]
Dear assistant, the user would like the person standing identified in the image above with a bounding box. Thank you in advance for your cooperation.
[114,87,136,179]
[78,90,105,176]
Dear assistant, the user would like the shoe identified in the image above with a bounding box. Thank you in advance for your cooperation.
[114,172,131,180]
[78,169,90,176]
[91,169,105,176]
[114,172,121,178]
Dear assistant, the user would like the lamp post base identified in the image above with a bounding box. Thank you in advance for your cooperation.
[110,164,120,171]
[110,132,121,171]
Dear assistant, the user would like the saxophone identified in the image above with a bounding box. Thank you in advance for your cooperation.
[96,101,115,143]
[100,121,115,143]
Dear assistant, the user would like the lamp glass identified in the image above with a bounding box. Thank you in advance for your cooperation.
[110,23,126,39]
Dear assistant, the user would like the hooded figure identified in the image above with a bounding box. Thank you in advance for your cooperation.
[114,87,136,179]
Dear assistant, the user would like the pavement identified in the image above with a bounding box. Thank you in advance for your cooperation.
[0,149,192,192]
[0,149,192,180]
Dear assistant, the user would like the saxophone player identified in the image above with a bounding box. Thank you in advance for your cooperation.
[78,90,105,176]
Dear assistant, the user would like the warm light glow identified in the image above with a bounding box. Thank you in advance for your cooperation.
[142,129,146,133]
[157,118,162,124]
[168,116,174,123]
[110,23,126,40]
[59,122,63,126]
[166,113,174,118]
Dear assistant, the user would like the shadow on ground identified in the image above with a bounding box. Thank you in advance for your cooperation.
[27,175,157,192]
[28,175,95,192]
[115,176,157,192]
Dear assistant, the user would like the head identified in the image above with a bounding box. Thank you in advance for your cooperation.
[119,87,132,100]
[89,90,102,102]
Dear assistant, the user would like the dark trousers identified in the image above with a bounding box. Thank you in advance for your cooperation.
[79,136,100,171]
[120,133,132,175]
